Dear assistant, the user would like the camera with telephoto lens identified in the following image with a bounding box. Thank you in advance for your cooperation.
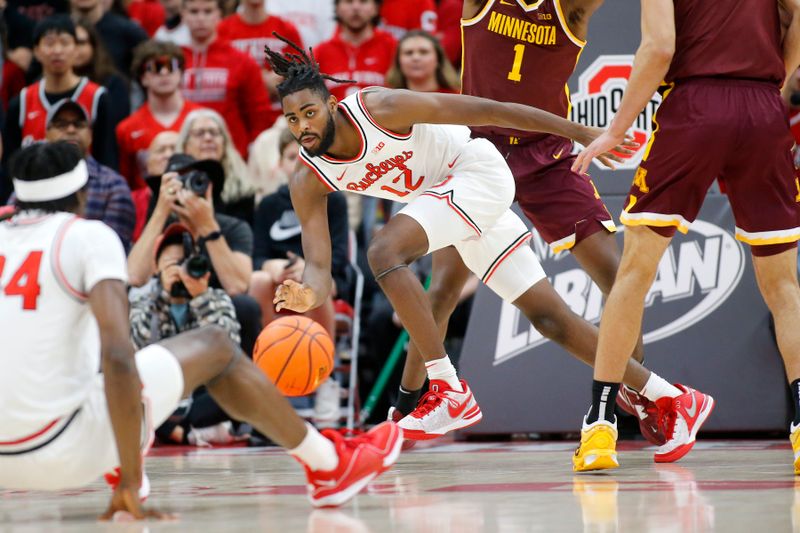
[170,233,211,298]
[177,169,210,197]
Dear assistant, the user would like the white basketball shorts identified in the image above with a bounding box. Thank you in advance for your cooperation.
[400,138,546,301]
[0,345,184,490]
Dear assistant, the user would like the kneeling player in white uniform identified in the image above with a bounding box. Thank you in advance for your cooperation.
[0,142,402,516]
[264,38,682,446]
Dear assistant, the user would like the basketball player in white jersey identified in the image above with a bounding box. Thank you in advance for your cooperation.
[265,38,693,452]
[0,142,401,516]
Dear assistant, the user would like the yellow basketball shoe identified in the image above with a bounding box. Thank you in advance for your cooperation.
[573,418,619,472]
[791,422,800,474]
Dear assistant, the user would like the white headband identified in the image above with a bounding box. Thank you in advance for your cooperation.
[12,160,89,202]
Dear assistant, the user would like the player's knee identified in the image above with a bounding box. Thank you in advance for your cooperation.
[366,237,402,274]
[197,325,237,367]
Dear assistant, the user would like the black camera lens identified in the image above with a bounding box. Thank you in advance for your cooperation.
[180,169,210,196]
[185,254,210,279]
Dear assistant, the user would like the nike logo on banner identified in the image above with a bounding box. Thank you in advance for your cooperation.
[447,156,460,168]
[684,395,697,418]
[448,393,473,418]
[269,221,303,241]
[553,149,564,159]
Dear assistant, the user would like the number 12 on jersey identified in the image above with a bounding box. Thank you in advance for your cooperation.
[0,251,43,310]
[507,44,525,82]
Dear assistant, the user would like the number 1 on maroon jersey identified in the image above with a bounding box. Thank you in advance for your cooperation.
[0,251,43,310]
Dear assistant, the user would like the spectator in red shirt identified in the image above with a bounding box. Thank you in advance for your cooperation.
[117,40,201,238]
[180,0,271,158]
[435,0,461,69]
[217,0,303,129]
[127,0,165,36]
[385,30,459,94]
[314,0,396,101]
[380,0,436,40]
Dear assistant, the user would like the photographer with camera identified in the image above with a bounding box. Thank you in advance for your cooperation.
[127,153,262,355]
[130,223,246,446]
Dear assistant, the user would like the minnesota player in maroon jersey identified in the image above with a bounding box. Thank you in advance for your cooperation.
[389,0,668,447]
[572,0,800,472]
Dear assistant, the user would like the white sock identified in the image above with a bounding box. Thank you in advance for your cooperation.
[288,423,338,472]
[640,373,682,401]
[425,355,462,392]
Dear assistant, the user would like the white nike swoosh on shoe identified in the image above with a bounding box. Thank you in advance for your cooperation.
[684,395,697,418]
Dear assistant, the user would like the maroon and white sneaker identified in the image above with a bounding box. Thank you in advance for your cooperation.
[388,407,417,450]
[397,379,482,441]
[616,385,667,445]
[302,421,402,508]
[653,384,715,463]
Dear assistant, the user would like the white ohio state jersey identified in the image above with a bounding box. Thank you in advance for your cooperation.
[0,212,127,440]
[298,88,472,202]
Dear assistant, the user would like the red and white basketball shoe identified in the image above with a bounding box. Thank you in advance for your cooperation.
[388,407,418,450]
[616,385,667,445]
[397,379,482,440]
[653,384,715,463]
[303,421,402,508]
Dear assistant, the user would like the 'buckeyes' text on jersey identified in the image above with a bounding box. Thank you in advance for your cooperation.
[461,0,583,140]
[298,89,471,202]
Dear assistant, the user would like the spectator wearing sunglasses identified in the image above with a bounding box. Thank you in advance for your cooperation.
[116,39,202,235]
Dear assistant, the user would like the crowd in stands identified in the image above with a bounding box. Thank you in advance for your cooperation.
[2,0,798,444]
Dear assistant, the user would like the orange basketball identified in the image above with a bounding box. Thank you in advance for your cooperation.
[253,316,334,396]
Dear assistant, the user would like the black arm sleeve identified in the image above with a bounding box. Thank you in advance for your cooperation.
[89,92,119,170]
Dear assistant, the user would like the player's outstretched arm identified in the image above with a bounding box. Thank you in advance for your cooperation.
[274,167,334,313]
[780,0,800,81]
[572,0,675,174]
[91,280,168,520]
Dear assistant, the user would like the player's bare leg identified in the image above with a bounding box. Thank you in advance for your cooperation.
[368,214,482,439]
[575,226,714,472]
[158,327,402,507]
[751,247,800,473]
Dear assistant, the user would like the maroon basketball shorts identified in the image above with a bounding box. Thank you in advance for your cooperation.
[622,78,800,250]
[482,133,616,253]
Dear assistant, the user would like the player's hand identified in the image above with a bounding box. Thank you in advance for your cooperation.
[274,279,315,312]
[156,172,182,215]
[572,129,638,174]
[99,484,174,522]
[179,269,211,299]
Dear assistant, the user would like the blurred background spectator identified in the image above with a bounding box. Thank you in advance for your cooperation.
[0,13,27,113]
[69,0,148,75]
[72,17,130,131]
[265,0,335,48]
[3,15,117,170]
[314,0,396,101]
[385,29,459,93]
[174,108,255,225]
[1,0,36,74]
[131,222,246,446]
[126,0,165,36]
[153,0,189,45]
[380,0,436,40]
[180,0,270,157]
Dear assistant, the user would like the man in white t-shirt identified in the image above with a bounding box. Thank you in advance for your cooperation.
[265,0,336,47]
[0,141,401,515]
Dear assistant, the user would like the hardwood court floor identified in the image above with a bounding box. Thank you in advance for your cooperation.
[1,440,797,532]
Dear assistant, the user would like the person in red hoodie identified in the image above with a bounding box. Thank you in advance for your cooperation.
[180,0,270,158]
[380,0,436,40]
[314,0,396,101]
[217,0,303,129]
[116,39,202,239]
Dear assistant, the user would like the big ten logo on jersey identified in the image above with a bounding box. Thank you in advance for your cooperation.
[492,221,745,365]
[569,55,662,170]
[371,141,386,155]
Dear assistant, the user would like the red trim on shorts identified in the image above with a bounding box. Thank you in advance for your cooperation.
[483,232,533,284]
[299,158,337,192]
[0,417,61,445]
[420,190,481,236]
[53,217,88,300]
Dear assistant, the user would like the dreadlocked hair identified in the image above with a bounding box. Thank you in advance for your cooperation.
[264,32,355,100]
